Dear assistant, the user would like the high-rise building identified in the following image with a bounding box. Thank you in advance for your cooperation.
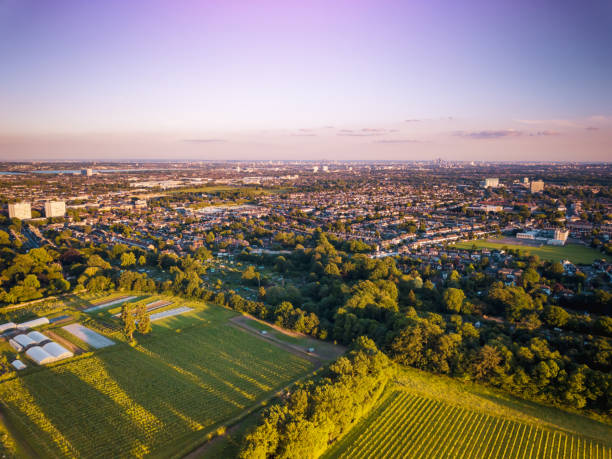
[44,201,66,218]
[480,177,499,188]
[8,202,32,220]
[81,168,93,176]
[133,199,147,209]
[550,228,569,246]
[530,180,544,193]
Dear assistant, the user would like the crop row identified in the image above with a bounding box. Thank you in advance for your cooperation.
[332,391,611,459]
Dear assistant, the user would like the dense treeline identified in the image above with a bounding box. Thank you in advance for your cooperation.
[235,231,612,414]
[1,227,610,416]
[239,337,392,459]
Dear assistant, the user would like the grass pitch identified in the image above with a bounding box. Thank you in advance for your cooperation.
[452,240,608,264]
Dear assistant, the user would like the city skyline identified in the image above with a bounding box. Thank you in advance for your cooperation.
[1,0,611,160]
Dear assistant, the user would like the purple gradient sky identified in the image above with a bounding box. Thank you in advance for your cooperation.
[0,0,611,161]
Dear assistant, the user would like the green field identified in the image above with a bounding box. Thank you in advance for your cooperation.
[0,417,17,458]
[0,304,313,458]
[452,240,608,264]
[325,391,610,459]
[324,368,612,459]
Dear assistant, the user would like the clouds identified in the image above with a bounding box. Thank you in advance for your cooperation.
[182,138,227,143]
[516,119,578,127]
[531,130,560,136]
[337,128,398,137]
[455,129,522,139]
[454,129,560,139]
[373,139,420,144]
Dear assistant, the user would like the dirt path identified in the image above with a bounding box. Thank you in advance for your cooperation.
[183,423,241,459]
[238,314,304,338]
[231,315,346,362]
[229,316,323,366]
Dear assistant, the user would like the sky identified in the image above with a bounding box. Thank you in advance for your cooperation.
[0,0,611,161]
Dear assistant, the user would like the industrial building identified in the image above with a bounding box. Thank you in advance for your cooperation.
[7,202,32,220]
[44,200,66,218]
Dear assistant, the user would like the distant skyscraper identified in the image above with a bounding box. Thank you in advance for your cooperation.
[8,202,32,220]
[480,178,499,188]
[81,168,93,176]
[530,180,544,193]
[312,166,319,173]
[44,201,66,218]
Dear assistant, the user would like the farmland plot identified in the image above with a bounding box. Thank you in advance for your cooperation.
[84,296,137,312]
[0,321,312,457]
[325,391,612,459]
[149,306,193,322]
[62,323,115,349]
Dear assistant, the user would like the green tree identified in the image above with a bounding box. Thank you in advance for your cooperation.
[521,268,540,288]
[136,304,152,335]
[471,345,502,379]
[121,252,136,267]
[121,303,137,341]
[442,288,465,313]
[542,305,569,327]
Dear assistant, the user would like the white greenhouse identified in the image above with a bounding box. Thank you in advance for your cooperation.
[25,346,55,365]
[27,331,50,344]
[17,317,49,330]
[11,359,27,370]
[13,333,36,348]
[42,342,73,360]
[9,339,23,352]
[0,322,16,333]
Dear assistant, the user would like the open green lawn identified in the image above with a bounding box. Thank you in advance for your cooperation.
[0,303,313,458]
[324,367,612,459]
[452,240,608,264]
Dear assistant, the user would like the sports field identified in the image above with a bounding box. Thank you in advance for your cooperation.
[0,304,313,457]
[452,240,608,264]
[324,368,612,459]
